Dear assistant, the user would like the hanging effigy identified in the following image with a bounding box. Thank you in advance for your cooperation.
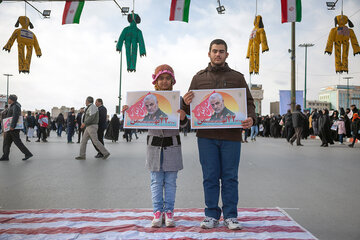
[116,13,146,72]
[325,15,360,73]
[246,15,269,74]
[3,16,42,73]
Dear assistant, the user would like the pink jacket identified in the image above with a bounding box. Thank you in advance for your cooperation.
[337,120,346,134]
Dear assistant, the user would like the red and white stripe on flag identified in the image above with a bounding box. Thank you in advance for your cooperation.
[281,0,302,23]
[0,208,318,239]
[169,0,191,23]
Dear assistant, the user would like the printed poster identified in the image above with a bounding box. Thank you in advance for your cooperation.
[124,91,180,129]
[2,116,24,132]
[190,88,247,129]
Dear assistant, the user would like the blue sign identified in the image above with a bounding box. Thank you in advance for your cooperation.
[279,90,303,115]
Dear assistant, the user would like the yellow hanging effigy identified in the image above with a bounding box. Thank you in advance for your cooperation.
[325,15,360,73]
[3,16,42,74]
[246,15,269,75]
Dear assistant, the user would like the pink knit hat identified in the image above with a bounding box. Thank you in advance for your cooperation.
[152,64,176,85]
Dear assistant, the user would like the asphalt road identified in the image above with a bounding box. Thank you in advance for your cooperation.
[0,131,359,240]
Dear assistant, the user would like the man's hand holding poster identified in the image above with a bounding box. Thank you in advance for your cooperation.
[124,91,180,129]
[190,88,247,129]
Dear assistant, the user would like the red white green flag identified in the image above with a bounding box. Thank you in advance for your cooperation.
[169,0,191,23]
[62,1,85,25]
[281,0,302,23]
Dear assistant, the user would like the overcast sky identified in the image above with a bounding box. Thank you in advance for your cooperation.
[0,0,360,115]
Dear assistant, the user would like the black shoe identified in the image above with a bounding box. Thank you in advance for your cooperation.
[95,153,103,158]
[42,139,48,143]
[35,139,40,142]
[297,144,304,146]
[323,144,328,147]
[0,157,9,161]
[348,144,354,148]
[22,154,33,161]
[290,141,294,146]
[321,143,325,147]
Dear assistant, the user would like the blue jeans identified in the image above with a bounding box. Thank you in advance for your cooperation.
[150,170,178,213]
[57,124,63,136]
[339,134,344,143]
[197,137,241,220]
[250,125,259,140]
[67,126,74,143]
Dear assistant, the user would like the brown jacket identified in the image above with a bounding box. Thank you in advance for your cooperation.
[183,63,256,142]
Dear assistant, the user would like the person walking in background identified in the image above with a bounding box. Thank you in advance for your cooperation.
[0,95,33,161]
[284,109,294,142]
[36,109,48,143]
[93,99,107,158]
[1,105,9,136]
[26,111,36,142]
[250,114,259,141]
[105,114,120,142]
[348,113,360,148]
[76,107,85,143]
[67,107,76,143]
[289,104,306,146]
[336,114,346,144]
[46,112,52,137]
[56,113,65,137]
[318,109,334,147]
[75,96,110,160]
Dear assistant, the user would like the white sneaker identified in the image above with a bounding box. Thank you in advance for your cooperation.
[224,218,243,230]
[164,210,175,227]
[200,216,219,229]
[151,211,163,228]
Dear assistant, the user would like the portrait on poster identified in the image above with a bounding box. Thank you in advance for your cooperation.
[190,88,247,129]
[2,116,24,132]
[124,91,180,129]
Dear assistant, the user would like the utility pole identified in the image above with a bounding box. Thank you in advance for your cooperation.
[299,43,314,110]
[3,74,13,103]
[115,41,123,114]
[290,22,296,112]
[343,76,353,108]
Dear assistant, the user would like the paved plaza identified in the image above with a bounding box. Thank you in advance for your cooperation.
[0,132,359,240]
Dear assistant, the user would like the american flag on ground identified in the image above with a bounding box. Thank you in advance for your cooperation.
[0,208,318,240]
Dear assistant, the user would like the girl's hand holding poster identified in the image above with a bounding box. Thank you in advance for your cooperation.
[190,88,247,129]
[124,91,180,129]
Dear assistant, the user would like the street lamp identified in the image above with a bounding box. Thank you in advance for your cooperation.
[343,76,353,108]
[299,43,314,110]
[3,74,13,103]
[216,0,225,14]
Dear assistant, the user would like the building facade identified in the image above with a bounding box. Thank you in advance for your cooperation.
[306,100,331,111]
[270,101,280,115]
[319,85,360,110]
[0,95,6,111]
[250,84,264,115]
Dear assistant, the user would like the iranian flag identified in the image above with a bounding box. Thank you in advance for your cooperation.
[62,1,85,25]
[169,0,191,23]
[281,0,302,23]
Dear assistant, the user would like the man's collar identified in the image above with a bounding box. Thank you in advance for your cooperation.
[207,62,230,72]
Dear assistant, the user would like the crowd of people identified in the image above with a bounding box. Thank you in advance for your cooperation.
[244,104,360,148]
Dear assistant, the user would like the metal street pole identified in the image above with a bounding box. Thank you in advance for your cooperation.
[290,22,296,112]
[343,76,353,108]
[299,43,314,110]
[119,50,123,114]
[115,40,123,114]
[3,74,13,103]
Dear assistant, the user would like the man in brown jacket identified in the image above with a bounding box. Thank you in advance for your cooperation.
[183,39,255,230]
